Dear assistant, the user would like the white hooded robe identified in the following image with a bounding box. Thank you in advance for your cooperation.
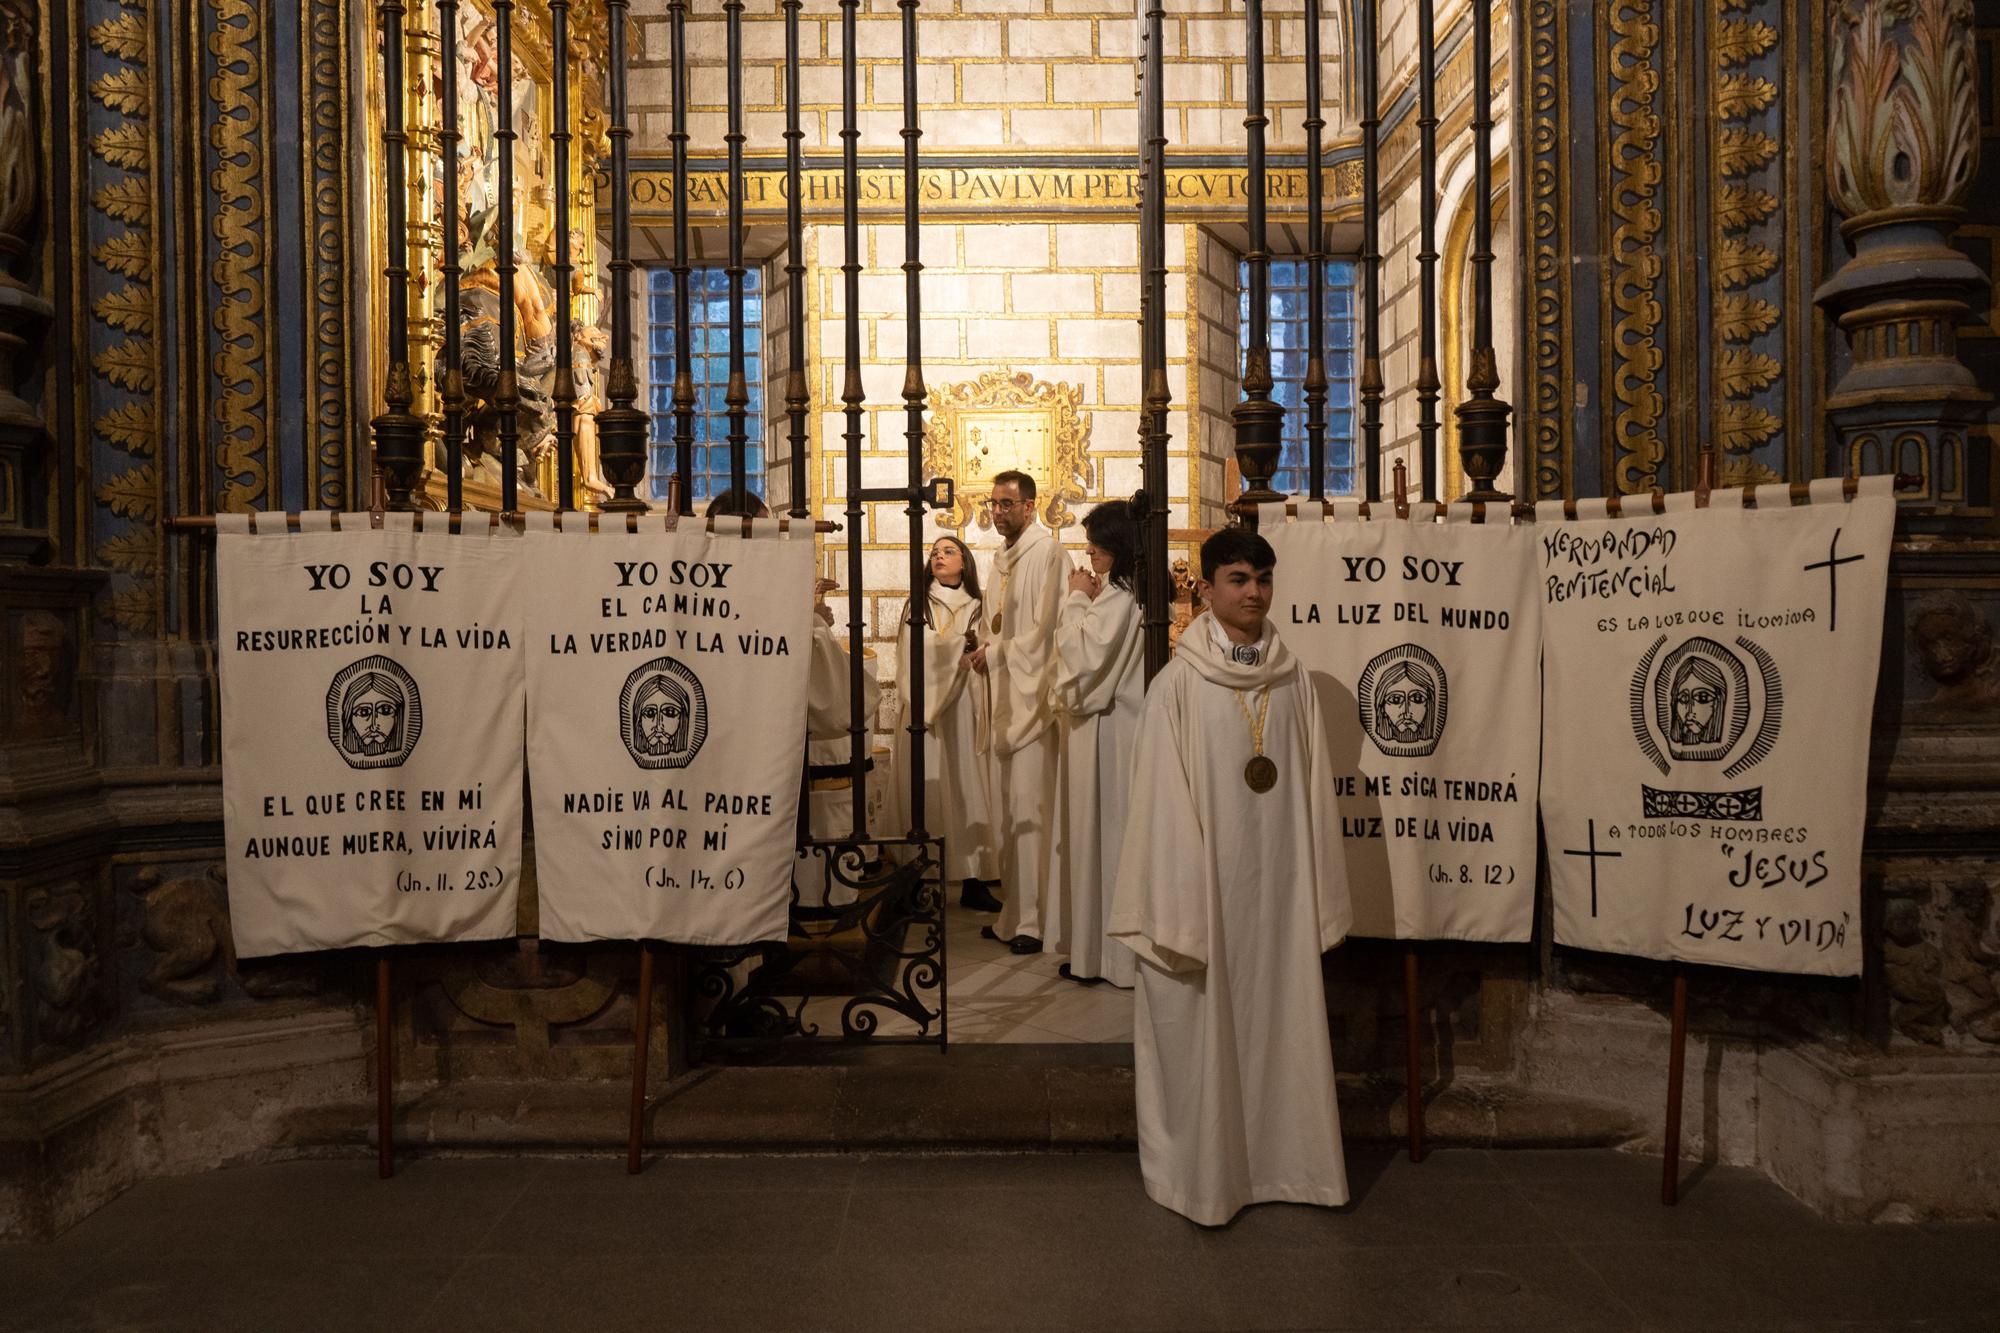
[889,581,999,881]
[1048,582,1143,986]
[1109,614,1352,1226]
[984,522,1071,944]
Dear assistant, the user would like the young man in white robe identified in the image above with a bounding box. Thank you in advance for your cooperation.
[967,470,1070,955]
[890,535,1002,909]
[1047,501,1143,988]
[1109,526,1352,1226]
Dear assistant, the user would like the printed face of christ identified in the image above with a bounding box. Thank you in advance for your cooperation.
[339,674,406,758]
[1200,561,1274,646]
[634,677,690,756]
[1670,658,1726,746]
[1381,676,1431,741]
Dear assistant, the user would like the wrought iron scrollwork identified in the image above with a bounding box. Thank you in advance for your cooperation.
[689,836,946,1057]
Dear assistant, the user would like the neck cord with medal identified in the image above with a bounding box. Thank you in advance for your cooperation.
[990,562,1009,634]
[1231,641,1278,792]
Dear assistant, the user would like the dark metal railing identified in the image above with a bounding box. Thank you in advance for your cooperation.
[551,0,577,508]
[1137,0,1172,680]
[1304,0,1328,504]
[670,0,695,515]
[1455,0,1514,501]
[1415,0,1441,502]
[598,0,647,512]
[438,0,465,514]
[1231,0,1284,504]
[838,0,868,831]
[783,0,810,519]
[1360,0,1384,504]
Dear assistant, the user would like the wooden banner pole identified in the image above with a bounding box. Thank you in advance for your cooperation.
[1403,946,1425,1162]
[1659,445,1717,1205]
[375,953,394,1179]
[1662,967,1688,1204]
[627,941,656,1174]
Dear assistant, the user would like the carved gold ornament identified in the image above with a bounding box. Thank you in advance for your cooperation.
[923,371,1092,533]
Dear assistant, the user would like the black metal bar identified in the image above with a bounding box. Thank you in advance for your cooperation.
[1416,0,1440,502]
[495,0,519,516]
[1138,0,1171,679]
[839,0,867,831]
[1231,0,1284,506]
[372,0,424,509]
[783,0,809,519]
[439,0,465,514]
[724,0,749,504]
[899,0,928,838]
[551,0,576,511]
[1454,0,1514,502]
[1304,0,1327,502]
[1360,0,1383,504]
[596,0,648,512]
[670,0,695,515]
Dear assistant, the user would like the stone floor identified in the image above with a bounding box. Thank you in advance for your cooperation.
[5,1147,1996,1332]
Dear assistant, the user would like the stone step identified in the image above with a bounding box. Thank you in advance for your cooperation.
[280,1047,1643,1155]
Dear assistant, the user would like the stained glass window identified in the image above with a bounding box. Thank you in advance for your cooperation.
[1237,259,1360,497]
[646,267,765,506]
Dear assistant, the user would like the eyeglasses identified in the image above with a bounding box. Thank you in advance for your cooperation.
[990,498,1025,512]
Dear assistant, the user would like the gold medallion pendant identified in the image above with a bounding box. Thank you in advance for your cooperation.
[1244,755,1278,793]
[990,612,1002,633]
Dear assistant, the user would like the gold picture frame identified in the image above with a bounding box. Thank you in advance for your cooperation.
[923,371,1093,533]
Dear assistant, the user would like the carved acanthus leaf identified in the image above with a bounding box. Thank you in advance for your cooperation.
[1718,404,1784,451]
[90,124,148,170]
[92,178,151,224]
[88,14,148,61]
[1716,129,1781,178]
[93,339,155,392]
[1830,0,1979,215]
[91,69,150,117]
[1716,185,1781,231]
[104,585,157,635]
[1719,350,1783,397]
[92,232,150,280]
[1716,295,1782,342]
[97,531,159,577]
[97,464,158,522]
[96,401,157,454]
[1714,74,1778,120]
[1715,20,1779,67]
[94,285,153,335]
[1718,457,1785,486]
[1716,238,1780,289]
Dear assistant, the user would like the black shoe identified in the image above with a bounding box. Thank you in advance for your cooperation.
[980,925,1002,942]
[960,880,1004,912]
[1009,935,1043,956]
[1058,962,1106,987]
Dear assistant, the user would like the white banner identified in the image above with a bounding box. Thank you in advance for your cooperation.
[218,514,523,957]
[1263,505,1541,942]
[525,519,814,945]
[1538,478,1895,976]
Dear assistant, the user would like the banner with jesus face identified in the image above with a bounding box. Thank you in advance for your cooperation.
[1537,477,1895,977]
[524,518,814,945]
[217,513,524,957]
[1262,504,1542,943]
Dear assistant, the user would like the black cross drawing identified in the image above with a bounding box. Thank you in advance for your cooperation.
[1563,819,1622,918]
[1804,526,1865,633]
